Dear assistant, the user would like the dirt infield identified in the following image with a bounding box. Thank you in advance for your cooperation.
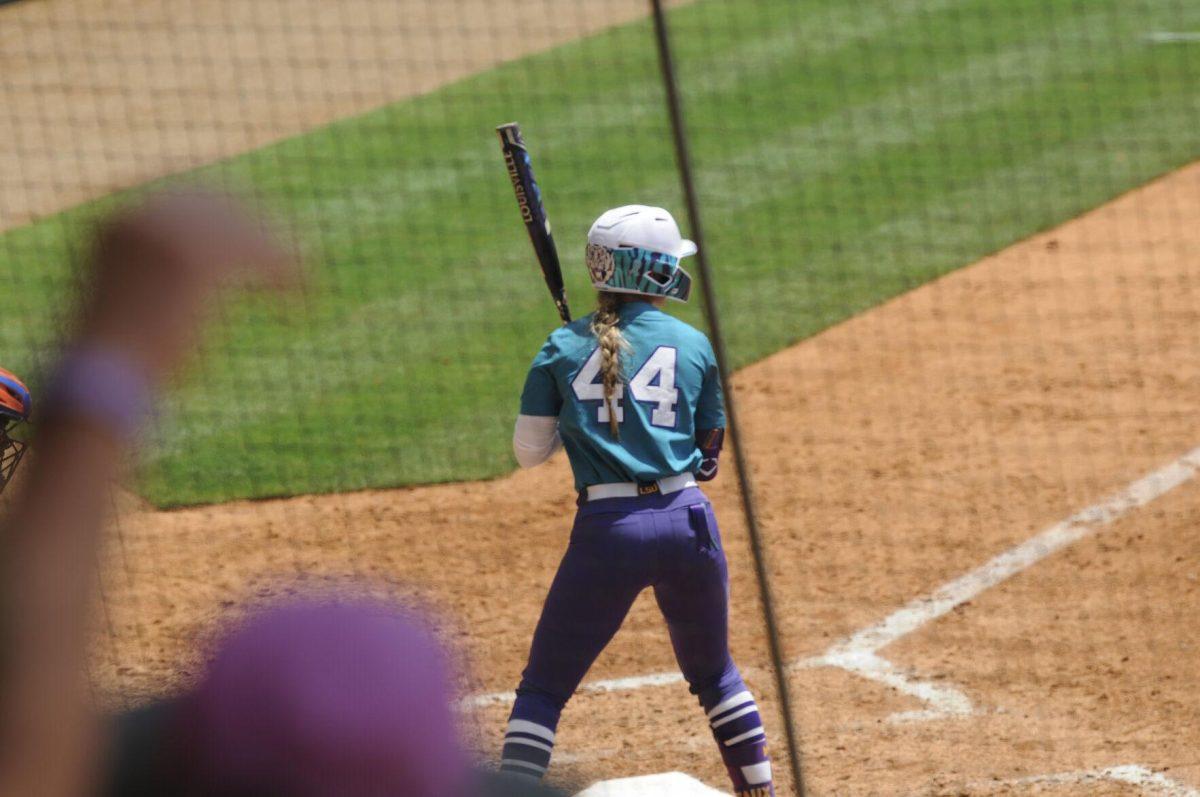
[93,163,1200,795]
[0,0,677,230]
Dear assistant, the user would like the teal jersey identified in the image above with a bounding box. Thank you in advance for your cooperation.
[520,301,725,490]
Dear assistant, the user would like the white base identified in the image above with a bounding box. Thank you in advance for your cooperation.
[576,772,729,797]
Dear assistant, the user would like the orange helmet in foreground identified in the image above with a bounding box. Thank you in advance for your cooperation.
[0,367,31,495]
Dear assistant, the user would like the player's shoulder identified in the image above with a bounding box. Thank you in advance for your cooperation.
[644,309,714,352]
[536,317,599,364]
[551,316,598,348]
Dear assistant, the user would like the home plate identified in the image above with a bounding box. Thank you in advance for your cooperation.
[575,772,729,797]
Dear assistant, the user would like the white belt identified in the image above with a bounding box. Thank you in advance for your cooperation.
[585,473,697,502]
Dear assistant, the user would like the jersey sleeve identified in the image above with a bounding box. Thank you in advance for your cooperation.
[519,335,564,417]
[695,336,726,430]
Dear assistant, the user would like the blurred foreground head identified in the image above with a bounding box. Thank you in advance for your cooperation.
[110,600,471,797]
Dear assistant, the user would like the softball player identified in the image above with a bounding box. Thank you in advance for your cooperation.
[501,206,775,797]
[0,366,32,496]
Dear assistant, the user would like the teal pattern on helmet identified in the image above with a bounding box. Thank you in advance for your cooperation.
[586,244,693,302]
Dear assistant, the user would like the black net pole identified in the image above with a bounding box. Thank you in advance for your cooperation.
[647,2,807,795]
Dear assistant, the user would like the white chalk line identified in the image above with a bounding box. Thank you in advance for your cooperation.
[803,444,1200,721]
[463,671,685,709]
[463,445,1200,727]
[970,764,1200,797]
[1145,32,1200,44]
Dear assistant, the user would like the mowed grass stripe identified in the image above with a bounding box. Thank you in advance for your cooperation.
[0,0,1197,505]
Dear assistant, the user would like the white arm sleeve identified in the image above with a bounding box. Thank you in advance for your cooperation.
[513,414,563,468]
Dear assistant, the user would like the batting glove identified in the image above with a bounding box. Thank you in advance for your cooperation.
[695,428,724,482]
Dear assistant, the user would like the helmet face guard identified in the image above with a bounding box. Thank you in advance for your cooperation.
[586,244,693,302]
[0,422,27,496]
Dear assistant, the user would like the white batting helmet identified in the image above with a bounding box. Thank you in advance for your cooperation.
[585,205,696,302]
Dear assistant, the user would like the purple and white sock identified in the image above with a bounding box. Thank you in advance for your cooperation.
[707,690,775,796]
[499,719,556,780]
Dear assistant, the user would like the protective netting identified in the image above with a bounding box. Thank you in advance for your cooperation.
[2,0,1199,793]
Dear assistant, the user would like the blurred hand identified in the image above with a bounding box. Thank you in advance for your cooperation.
[79,190,299,380]
[0,189,299,797]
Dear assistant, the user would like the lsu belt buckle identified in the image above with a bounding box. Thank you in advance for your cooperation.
[637,480,661,496]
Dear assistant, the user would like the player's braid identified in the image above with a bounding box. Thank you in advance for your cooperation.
[591,292,628,439]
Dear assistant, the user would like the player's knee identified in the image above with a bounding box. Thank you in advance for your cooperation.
[690,662,747,713]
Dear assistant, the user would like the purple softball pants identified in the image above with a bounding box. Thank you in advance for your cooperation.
[502,487,774,794]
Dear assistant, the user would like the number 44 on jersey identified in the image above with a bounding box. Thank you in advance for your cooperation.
[572,346,679,428]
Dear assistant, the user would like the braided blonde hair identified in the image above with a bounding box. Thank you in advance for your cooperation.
[591,291,629,439]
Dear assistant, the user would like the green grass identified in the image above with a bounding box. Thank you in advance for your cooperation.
[1,0,1197,506]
